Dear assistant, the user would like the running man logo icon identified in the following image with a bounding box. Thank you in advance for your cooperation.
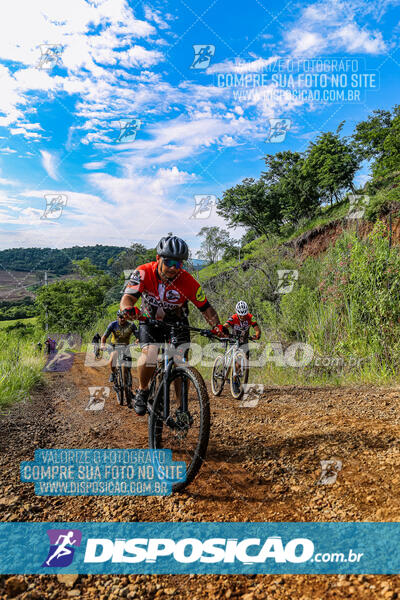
[42,529,82,567]
[37,45,63,70]
[239,384,264,408]
[190,45,215,69]
[86,386,109,411]
[347,194,370,220]
[189,195,216,219]
[116,119,142,143]
[276,269,298,294]
[41,194,67,220]
[266,119,292,143]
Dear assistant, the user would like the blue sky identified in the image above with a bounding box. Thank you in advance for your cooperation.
[0,0,399,253]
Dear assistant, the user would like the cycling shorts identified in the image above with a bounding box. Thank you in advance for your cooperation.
[138,322,190,360]
[239,343,250,360]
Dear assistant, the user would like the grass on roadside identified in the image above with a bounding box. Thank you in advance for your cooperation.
[0,330,44,411]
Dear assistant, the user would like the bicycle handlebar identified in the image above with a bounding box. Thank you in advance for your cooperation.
[139,317,230,341]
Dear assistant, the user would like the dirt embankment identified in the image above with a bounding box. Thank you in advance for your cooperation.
[290,209,400,261]
[1,356,400,598]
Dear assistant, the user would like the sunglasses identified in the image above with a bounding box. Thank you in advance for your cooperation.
[163,258,183,268]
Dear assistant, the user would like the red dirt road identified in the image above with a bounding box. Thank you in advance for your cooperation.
[1,353,400,598]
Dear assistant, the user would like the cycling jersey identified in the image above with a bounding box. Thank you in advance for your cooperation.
[103,321,138,345]
[226,313,258,343]
[123,261,210,321]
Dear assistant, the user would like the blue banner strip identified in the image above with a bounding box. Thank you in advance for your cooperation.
[0,522,399,574]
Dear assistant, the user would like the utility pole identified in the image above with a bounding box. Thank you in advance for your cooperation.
[44,270,48,333]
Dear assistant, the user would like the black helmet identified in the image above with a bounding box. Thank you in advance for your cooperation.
[156,236,189,260]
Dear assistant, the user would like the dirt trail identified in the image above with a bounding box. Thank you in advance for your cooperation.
[2,354,400,598]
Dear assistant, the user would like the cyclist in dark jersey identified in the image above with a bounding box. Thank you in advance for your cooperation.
[91,332,101,358]
[101,311,139,390]
[120,235,227,415]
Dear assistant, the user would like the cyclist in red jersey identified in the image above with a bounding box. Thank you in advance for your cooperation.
[120,235,227,415]
[223,301,261,357]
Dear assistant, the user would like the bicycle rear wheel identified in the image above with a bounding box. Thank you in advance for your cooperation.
[211,355,225,396]
[230,349,249,399]
[148,365,210,492]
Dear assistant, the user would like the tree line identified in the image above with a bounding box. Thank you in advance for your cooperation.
[0,245,125,274]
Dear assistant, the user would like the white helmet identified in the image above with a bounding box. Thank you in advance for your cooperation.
[236,301,248,316]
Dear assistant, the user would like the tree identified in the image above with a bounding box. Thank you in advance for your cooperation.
[217,177,282,236]
[72,258,102,278]
[303,126,360,205]
[196,227,235,263]
[35,280,108,333]
[110,243,156,274]
[353,105,400,191]
[263,151,320,225]
[353,108,393,162]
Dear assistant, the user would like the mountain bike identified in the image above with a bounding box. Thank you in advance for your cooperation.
[111,344,134,407]
[211,332,250,399]
[143,318,215,492]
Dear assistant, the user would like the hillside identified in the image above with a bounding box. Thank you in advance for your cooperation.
[196,199,400,385]
[0,245,126,275]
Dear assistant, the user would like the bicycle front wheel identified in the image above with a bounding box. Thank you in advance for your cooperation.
[115,367,124,406]
[148,365,210,492]
[230,349,249,399]
[211,354,225,396]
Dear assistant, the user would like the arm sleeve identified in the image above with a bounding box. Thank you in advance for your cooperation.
[130,323,139,339]
[186,275,210,311]
[123,267,145,297]
[103,324,113,340]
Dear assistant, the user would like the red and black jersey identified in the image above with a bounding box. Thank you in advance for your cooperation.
[123,261,210,321]
[226,313,258,342]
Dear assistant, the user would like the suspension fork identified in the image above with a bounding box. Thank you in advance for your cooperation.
[163,344,175,423]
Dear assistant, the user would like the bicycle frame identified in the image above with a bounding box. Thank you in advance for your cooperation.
[149,325,189,427]
[219,337,242,379]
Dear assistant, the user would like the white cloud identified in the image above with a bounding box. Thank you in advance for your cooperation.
[83,161,107,170]
[119,45,164,68]
[334,24,386,53]
[0,147,17,154]
[143,6,171,30]
[285,0,388,55]
[0,0,163,137]
[40,150,59,180]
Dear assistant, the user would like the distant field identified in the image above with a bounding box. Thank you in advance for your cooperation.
[0,270,76,301]
[0,270,38,300]
[0,317,36,328]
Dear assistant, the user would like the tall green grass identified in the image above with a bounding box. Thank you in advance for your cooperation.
[0,330,44,411]
[197,219,400,387]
